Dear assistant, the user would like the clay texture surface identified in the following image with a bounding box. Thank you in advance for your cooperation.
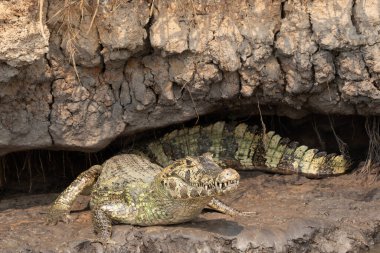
[0,0,379,153]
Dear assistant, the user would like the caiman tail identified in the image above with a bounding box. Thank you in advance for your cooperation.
[143,122,349,178]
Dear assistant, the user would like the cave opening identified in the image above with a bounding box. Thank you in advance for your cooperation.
[0,114,371,196]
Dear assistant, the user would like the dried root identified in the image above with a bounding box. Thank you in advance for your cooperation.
[1,150,104,193]
[39,0,47,40]
[0,156,6,191]
[357,117,380,183]
[256,97,267,148]
[328,115,350,162]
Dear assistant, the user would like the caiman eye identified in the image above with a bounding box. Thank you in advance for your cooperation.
[185,158,193,166]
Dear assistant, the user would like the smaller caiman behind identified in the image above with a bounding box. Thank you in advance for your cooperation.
[142,121,349,178]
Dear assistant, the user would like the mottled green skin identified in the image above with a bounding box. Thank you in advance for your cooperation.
[143,121,349,178]
[48,153,246,241]
[48,121,349,241]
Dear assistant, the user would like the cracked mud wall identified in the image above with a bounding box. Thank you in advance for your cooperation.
[0,0,379,154]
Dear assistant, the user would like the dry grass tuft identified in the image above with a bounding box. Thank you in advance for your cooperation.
[39,0,154,82]
[39,0,106,83]
[47,0,94,83]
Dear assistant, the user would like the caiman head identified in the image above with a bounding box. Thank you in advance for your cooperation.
[154,153,240,199]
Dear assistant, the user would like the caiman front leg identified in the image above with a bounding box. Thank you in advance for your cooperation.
[92,200,138,242]
[93,207,113,241]
[208,198,256,216]
[46,165,103,224]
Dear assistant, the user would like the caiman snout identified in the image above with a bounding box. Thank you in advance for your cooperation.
[217,168,240,182]
[214,168,240,195]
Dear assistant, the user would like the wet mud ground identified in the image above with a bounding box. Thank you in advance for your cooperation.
[1,172,380,253]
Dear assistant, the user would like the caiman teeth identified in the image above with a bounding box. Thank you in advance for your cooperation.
[214,180,239,189]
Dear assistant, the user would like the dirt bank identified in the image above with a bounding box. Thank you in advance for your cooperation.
[0,0,379,154]
[1,172,379,252]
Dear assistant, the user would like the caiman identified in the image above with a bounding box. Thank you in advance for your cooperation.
[47,122,349,241]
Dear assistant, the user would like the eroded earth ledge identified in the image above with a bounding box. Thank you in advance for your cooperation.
[0,0,380,154]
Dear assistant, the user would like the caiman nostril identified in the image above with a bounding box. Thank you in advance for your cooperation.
[220,168,240,180]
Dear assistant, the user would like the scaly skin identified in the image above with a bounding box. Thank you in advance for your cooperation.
[48,121,349,241]
[47,153,250,241]
[143,121,349,178]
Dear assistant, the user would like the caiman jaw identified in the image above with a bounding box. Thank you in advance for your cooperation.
[160,168,240,199]
[156,155,241,200]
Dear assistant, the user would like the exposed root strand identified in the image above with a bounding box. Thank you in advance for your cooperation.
[38,0,47,40]
[328,115,350,163]
[312,116,325,151]
[87,0,99,34]
[186,86,200,125]
[0,156,6,190]
[256,97,267,148]
[357,117,380,182]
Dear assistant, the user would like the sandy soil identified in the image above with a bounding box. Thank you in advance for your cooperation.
[1,172,379,253]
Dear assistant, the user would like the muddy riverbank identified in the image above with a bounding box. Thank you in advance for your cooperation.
[1,172,379,252]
